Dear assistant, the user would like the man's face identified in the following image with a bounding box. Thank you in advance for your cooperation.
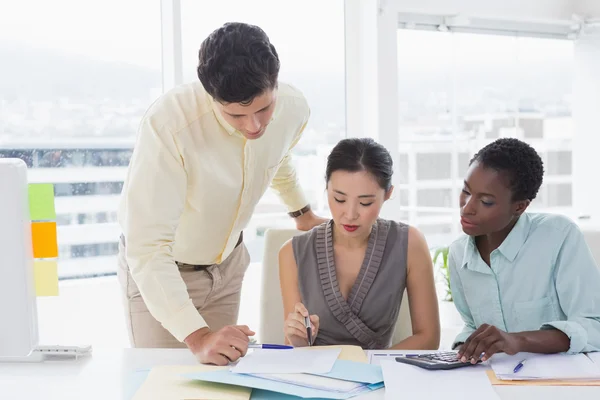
[216,89,277,140]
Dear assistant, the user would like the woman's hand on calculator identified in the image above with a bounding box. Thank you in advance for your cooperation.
[458,324,521,363]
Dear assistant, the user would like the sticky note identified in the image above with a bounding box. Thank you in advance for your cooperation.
[28,183,56,221]
[31,221,58,258]
[34,261,59,296]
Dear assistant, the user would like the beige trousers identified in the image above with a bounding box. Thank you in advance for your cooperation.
[117,238,250,348]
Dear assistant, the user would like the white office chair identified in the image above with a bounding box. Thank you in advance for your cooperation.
[583,229,600,267]
[259,228,413,345]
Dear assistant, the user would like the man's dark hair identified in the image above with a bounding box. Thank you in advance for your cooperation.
[470,138,544,201]
[197,22,279,104]
[326,138,394,191]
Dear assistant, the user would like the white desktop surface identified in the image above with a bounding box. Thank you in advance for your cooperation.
[1,348,600,399]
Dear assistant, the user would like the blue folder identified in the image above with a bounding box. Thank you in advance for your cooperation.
[184,359,384,399]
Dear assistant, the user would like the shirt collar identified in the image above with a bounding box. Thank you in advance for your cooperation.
[496,212,532,262]
[461,236,479,270]
[210,97,240,137]
[461,212,532,269]
[209,94,279,139]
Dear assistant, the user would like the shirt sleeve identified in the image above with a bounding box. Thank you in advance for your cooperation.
[540,223,600,354]
[121,116,207,343]
[269,107,310,212]
[448,249,478,349]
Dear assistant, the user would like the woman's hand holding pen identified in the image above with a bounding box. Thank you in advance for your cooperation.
[284,302,319,347]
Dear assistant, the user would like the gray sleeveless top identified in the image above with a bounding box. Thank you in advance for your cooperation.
[292,219,409,349]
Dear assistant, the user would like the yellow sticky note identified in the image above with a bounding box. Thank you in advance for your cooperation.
[34,261,59,296]
[31,221,58,258]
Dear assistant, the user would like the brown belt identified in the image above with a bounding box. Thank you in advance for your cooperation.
[120,232,243,271]
[177,232,244,271]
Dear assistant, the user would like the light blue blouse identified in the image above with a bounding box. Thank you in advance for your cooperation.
[449,212,600,353]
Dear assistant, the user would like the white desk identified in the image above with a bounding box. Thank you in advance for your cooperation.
[1,348,599,399]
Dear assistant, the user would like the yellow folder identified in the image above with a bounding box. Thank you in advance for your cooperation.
[132,365,251,400]
[486,370,600,386]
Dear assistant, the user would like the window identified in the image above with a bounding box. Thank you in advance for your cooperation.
[0,0,161,282]
[181,0,346,263]
[397,29,574,244]
[1,0,161,347]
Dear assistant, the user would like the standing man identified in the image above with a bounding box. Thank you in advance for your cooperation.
[117,22,326,365]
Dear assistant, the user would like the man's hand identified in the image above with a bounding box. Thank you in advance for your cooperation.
[184,325,255,365]
[458,324,522,363]
[295,210,328,231]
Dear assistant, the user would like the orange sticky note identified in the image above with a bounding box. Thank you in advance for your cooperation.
[34,261,59,296]
[31,221,58,258]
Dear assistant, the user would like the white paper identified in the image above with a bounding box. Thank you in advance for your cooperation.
[248,373,366,393]
[380,360,500,400]
[231,348,341,374]
[490,352,600,381]
[368,352,408,366]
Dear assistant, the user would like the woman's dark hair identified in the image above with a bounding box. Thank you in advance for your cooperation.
[470,138,544,201]
[197,22,279,104]
[326,138,394,191]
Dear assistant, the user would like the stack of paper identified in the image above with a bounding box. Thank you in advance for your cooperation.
[380,359,500,400]
[185,348,384,399]
[490,352,600,381]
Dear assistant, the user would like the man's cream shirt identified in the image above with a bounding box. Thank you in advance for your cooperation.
[118,81,309,342]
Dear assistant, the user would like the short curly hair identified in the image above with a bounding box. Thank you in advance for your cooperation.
[197,22,279,104]
[470,138,544,201]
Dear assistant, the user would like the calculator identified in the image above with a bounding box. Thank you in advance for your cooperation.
[395,351,482,370]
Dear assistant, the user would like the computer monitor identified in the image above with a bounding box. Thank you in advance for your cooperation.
[0,159,39,360]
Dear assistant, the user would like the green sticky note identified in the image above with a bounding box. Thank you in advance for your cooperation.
[28,183,56,221]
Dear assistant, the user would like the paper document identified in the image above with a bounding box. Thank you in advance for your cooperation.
[132,365,251,400]
[368,351,412,365]
[187,359,384,400]
[490,352,600,381]
[381,360,499,400]
[248,373,366,392]
[247,359,383,392]
[232,347,341,374]
[486,370,600,386]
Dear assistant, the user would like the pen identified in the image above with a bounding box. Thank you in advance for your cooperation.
[248,344,293,350]
[513,359,527,373]
[304,315,312,346]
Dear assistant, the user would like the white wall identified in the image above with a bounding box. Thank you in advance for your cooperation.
[573,26,600,219]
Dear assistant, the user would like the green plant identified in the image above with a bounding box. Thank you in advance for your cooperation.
[433,246,452,302]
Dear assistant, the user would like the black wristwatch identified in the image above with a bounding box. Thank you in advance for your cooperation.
[288,204,311,218]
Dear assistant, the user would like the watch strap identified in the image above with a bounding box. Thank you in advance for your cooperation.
[288,204,311,218]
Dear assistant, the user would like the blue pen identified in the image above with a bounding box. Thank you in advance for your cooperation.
[248,344,293,350]
[513,359,527,373]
